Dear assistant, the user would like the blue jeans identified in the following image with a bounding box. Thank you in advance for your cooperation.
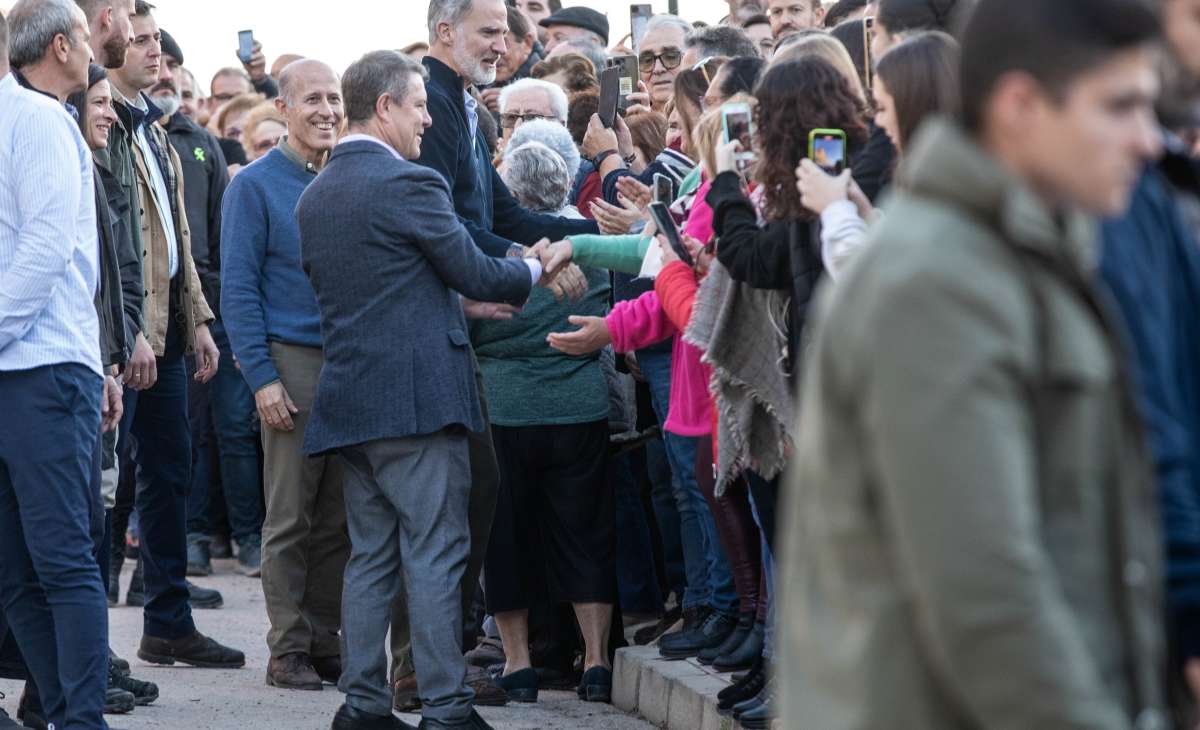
[0,363,108,729]
[613,448,664,614]
[120,321,197,640]
[186,320,262,544]
[637,349,736,613]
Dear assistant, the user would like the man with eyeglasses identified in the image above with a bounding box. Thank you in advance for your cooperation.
[633,15,692,113]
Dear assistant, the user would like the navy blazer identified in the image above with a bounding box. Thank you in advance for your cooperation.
[417,56,598,257]
[297,140,534,455]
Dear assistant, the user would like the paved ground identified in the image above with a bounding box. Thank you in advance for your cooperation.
[0,559,655,730]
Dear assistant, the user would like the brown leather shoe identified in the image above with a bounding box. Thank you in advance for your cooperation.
[266,653,323,691]
[311,655,342,685]
[393,673,421,713]
[467,669,509,707]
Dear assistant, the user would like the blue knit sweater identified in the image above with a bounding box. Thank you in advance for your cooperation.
[220,147,323,392]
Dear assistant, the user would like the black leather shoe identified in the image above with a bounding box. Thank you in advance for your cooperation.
[104,687,136,714]
[187,580,224,609]
[712,620,764,672]
[417,709,494,729]
[110,662,159,706]
[138,631,245,668]
[576,666,612,703]
[655,605,709,648]
[698,611,753,665]
[718,657,766,713]
[495,667,538,703]
[331,703,415,730]
[658,610,738,660]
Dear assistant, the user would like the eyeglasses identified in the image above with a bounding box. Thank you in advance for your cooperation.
[500,111,556,129]
[638,48,683,73]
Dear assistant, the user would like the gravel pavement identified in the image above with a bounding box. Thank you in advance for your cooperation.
[0,558,654,730]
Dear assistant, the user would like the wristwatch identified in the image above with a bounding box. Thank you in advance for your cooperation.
[592,149,620,168]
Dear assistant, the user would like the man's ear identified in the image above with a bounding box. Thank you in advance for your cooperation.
[437,21,455,47]
[375,92,392,122]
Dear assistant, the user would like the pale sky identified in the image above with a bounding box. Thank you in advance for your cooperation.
[1,1,735,92]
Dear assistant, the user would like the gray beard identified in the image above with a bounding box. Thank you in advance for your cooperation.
[154,93,181,118]
[452,42,498,86]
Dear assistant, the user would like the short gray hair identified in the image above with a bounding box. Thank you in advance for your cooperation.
[557,39,608,77]
[499,78,568,122]
[644,14,693,40]
[427,0,475,44]
[685,25,758,59]
[343,50,428,125]
[506,119,580,178]
[7,0,80,69]
[502,141,572,213]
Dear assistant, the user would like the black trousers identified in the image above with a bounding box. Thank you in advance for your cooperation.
[484,421,615,613]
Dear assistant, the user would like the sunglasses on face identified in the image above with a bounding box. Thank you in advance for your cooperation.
[638,48,683,73]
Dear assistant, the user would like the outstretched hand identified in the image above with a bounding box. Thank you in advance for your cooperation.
[462,298,522,320]
[546,315,612,355]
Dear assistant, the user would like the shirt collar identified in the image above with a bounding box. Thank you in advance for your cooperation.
[11,68,78,119]
[278,135,320,175]
[339,133,404,161]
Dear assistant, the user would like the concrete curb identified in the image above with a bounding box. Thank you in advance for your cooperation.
[613,645,778,730]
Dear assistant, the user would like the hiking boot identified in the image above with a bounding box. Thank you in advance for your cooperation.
[186,534,213,576]
[110,662,158,706]
[266,653,322,691]
[236,536,262,577]
[104,687,135,714]
[138,631,245,668]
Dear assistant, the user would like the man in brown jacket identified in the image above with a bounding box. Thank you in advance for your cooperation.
[107,0,243,668]
[780,0,1170,728]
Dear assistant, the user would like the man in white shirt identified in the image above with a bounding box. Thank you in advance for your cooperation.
[0,11,111,728]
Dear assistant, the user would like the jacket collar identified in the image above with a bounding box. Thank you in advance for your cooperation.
[424,55,468,95]
[329,137,401,163]
[164,111,198,135]
[898,117,1097,270]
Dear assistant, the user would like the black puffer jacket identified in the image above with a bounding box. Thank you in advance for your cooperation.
[706,170,824,377]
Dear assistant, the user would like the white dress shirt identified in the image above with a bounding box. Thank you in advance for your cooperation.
[0,72,101,375]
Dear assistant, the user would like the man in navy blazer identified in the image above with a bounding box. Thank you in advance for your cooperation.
[297,51,549,730]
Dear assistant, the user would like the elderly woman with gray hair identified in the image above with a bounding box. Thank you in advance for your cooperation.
[469,141,619,705]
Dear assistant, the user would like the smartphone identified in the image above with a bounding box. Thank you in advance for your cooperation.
[630,4,653,54]
[598,66,621,129]
[612,54,638,111]
[809,128,848,174]
[649,202,694,268]
[862,17,875,98]
[237,30,255,64]
[721,102,756,166]
[653,173,673,204]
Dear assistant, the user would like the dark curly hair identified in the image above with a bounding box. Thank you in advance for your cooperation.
[754,57,868,222]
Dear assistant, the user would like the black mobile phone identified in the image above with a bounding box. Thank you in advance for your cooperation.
[653,173,672,204]
[612,54,638,111]
[237,30,255,64]
[649,202,694,268]
[598,66,621,129]
[630,4,653,54]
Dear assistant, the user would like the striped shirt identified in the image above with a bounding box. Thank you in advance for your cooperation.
[0,72,101,375]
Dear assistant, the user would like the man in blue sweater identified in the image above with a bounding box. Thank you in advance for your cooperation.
[221,58,349,693]
[1099,0,1200,712]
[389,0,601,711]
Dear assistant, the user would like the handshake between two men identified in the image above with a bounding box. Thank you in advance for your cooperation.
[460,238,586,321]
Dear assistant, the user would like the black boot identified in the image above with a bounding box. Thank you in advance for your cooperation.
[712,620,764,672]
[658,610,738,660]
[698,611,753,666]
[138,631,245,668]
[654,604,709,647]
[717,656,766,714]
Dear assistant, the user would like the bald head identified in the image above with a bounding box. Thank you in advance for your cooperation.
[277,58,337,106]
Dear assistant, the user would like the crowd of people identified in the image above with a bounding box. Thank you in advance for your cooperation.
[1,0,1200,729]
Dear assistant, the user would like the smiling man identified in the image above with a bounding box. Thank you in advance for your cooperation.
[220,58,352,695]
[299,48,552,730]
[766,0,824,40]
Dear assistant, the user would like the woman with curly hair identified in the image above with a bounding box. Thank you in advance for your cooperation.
[709,58,867,361]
